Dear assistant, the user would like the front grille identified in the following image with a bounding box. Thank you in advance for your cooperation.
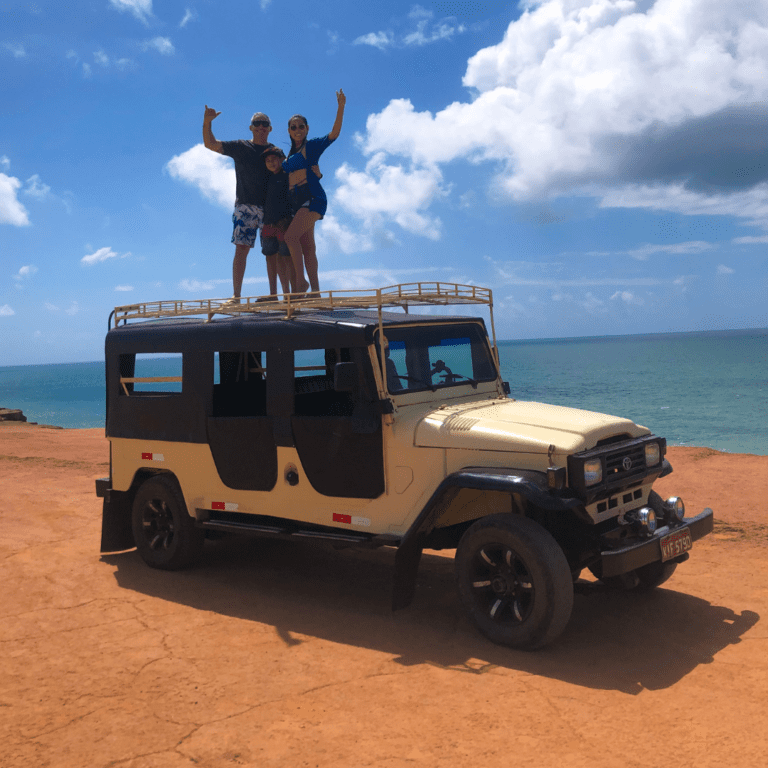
[604,443,646,482]
[568,435,666,504]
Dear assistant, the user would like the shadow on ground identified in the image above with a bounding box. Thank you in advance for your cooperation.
[105,535,759,695]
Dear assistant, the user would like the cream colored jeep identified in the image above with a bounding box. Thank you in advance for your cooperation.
[96,284,713,649]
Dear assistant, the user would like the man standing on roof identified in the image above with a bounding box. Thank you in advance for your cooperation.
[203,105,274,302]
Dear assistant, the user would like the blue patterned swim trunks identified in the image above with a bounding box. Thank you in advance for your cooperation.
[231,203,264,247]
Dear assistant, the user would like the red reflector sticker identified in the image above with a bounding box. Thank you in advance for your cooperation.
[211,501,226,510]
[333,513,352,525]
[141,452,152,460]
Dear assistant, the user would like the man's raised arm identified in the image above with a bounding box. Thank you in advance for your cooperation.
[203,105,223,153]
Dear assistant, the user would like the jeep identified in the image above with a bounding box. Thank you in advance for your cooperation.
[96,283,713,649]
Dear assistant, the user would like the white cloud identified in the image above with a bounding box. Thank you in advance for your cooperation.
[179,278,220,292]
[316,266,445,291]
[45,302,59,311]
[94,50,110,67]
[625,240,716,260]
[404,18,465,46]
[0,173,30,226]
[353,31,395,50]
[733,234,768,244]
[180,8,197,27]
[0,305,15,317]
[4,43,26,58]
[13,265,38,284]
[334,153,445,238]
[109,0,153,24]
[314,214,376,254]
[599,183,768,229]
[143,37,175,55]
[65,301,80,316]
[82,63,92,78]
[81,246,130,265]
[610,290,644,305]
[717,264,735,274]
[115,285,134,291]
[350,0,768,226]
[23,174,51,200]
[0,156,9,171]
[166,144,236,209]
[354,5,465,50]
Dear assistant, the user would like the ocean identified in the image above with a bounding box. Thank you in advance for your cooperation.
[1,328,766,455]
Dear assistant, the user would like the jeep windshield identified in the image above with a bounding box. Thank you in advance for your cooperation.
[377,322,497,394]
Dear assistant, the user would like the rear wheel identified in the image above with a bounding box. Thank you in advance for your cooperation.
[455,515,574,650]
[131,475,204,570]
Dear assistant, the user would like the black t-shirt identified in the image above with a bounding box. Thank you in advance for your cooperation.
[220,140,273,207]
[263,171,291,225]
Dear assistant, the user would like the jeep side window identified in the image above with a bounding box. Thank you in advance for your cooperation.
[212,351,266,417]
[294,347,354,417]
[118,352,182,396]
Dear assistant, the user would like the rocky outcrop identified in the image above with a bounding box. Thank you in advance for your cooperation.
[0,408,28,422]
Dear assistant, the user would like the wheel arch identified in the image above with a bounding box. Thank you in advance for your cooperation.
[100,467,180,553]
[391,468,583,611]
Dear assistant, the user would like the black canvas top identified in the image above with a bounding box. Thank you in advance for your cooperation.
[105,309,486,355]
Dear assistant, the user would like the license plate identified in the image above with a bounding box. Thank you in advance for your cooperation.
[660,527,692,562]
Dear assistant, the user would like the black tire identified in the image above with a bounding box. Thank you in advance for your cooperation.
[633,559,677,590]
[131,475,204,570]
[455,515,574,650]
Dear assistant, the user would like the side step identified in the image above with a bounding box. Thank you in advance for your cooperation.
[197,511,400,549]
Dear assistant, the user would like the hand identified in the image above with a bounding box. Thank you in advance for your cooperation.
[204,105,221,121]
[336,89,346,109]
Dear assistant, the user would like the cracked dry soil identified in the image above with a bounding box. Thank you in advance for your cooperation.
[1,423,767,768]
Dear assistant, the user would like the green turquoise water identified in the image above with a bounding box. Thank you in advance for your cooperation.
[1,328,766,454]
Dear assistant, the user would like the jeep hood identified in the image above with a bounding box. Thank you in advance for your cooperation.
[413,399,648,455]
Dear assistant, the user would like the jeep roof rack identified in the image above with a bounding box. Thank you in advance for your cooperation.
[111,281,492,327]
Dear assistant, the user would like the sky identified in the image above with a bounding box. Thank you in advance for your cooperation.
[2,0,768,366]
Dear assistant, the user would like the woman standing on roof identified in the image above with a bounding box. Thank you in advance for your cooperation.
[283,89,346,296]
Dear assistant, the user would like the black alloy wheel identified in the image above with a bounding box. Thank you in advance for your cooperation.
[456,515,574,650]
[131,475,204,570]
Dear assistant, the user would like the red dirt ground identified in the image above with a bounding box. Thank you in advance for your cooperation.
[1,423,766,767]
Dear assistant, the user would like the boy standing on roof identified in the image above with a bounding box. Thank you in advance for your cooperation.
[261,147,295,297]
[203,105,274,302]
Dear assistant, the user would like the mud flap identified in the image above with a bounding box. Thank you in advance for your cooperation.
[99,487,135,553]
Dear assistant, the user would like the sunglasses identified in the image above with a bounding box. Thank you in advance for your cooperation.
[251,120,271,128]
[289,123,307,130]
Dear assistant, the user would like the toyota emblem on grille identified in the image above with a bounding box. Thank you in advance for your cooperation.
[622,456,633,471]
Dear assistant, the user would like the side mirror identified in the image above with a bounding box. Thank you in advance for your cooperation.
[334,361,357,393]
[502,381,511,395]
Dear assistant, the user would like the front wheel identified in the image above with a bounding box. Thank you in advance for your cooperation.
[131,475,204,570]
[455,515,574,650]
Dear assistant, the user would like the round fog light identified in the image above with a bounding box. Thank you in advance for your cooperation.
[665,496,685,521]
[637,507,657,534]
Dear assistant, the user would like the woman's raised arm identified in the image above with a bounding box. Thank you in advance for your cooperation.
[328,89,346,141]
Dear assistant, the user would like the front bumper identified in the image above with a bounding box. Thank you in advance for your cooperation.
[600,507,714,578]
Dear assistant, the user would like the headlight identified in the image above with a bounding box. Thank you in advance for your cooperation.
[584,458,602,486]
[644,442,661,466]
[664,496,685,521]
[637,507,657,534]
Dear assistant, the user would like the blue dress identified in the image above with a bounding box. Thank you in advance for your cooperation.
[283,135,335,217]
